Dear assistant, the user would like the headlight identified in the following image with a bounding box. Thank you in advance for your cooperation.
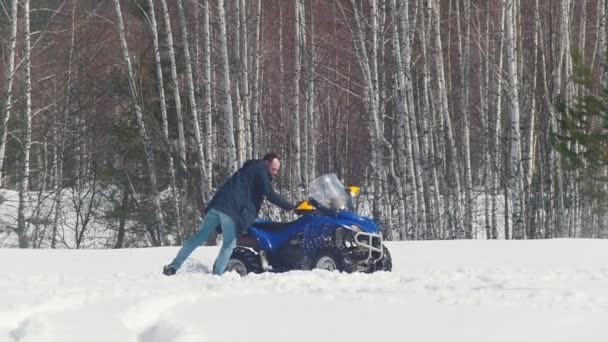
[350,224,363,233]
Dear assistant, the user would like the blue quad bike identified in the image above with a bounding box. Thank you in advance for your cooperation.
[223,174,392,275]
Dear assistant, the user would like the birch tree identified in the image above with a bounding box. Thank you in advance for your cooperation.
[294,0,303,187]
[17,0,32,248]
[202,0,213,188]
[418,0,443,238]
[456,0,473,238]
[250,0,262,157]
[113,0,165,246]
[429,0,464,238]
[504,0,524,239]
[0,0,19,188]
[340,0,389,232]
[176,0,209,199]
[398,0,427,238]
[158,0,187,170]
[144,0,183,238]
[218,0,238,173]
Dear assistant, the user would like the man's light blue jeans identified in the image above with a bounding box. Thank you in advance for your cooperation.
[169,208,237,275]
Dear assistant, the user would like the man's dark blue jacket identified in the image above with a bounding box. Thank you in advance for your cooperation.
[206,159,294,232]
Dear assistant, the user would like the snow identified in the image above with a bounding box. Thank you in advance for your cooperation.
[2,239,608,342]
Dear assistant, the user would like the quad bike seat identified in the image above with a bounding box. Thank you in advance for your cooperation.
[250,221,295,233]
[236,234,261,250]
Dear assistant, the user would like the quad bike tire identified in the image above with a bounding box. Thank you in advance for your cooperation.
[373,245,392,272]
[224,247,263,276]
[312,248,355,273]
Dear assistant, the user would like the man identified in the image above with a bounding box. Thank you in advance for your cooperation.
[163,152,294,276]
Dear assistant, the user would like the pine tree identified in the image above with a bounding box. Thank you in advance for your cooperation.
[554,56,608,185]
[554,54,608,236]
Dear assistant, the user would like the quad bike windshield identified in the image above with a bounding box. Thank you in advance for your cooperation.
[308,174,351,211]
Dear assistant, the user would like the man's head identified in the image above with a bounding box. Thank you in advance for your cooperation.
[262,152,281,177]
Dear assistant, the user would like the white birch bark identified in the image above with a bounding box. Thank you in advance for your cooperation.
[504,0,524,239]
[202,0,213,190]
[524,0,541,237]
[113,0,165,246]
[218,0,238,172]
[301,0,309,186]
[342,0,387,231]
[293,0,303,187]
[176,0,209,197]
[491,4,506,240]
[478,0,491,238]
[395,0,418,238]
[158,0,187,170]
[145,0,183,238]
[389,0,409,239]
[17,0,32,248]
[430,0,465,238]
[240,0,251,160]
[456,0,473,238]
[600,0,608,236]
[598,0,607,83]
[401,0,428,239]
[234,0,245,165]
[420,0,443,238]
[0,0,19,188]
[52,1,77,249]
[250,0,262,157]
[306,0,316,183]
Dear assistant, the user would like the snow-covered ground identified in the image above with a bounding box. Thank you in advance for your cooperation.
[2,239,608,342]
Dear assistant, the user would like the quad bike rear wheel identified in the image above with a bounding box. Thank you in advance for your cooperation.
[224,247,263,276]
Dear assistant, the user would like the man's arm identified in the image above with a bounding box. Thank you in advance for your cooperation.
[259,168,294,211]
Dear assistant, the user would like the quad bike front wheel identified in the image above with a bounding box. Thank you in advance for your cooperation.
[373,245,392,272]
[224,247,263,276]
[312,248,354,273]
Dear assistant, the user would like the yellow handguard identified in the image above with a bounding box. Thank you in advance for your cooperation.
[294,200,314,215]
[346,186,361,197]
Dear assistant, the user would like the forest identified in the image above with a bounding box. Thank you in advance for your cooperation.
[0,0,607,248]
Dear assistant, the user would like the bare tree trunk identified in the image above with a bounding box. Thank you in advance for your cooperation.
[17,0,32,248]
[234,0,245,166]
[202,0,213,192]
[158,0,187,170]
[240,0,252,160]
[400,0,427,239]
[218,0,238,172]
[0,0,19,188]
[306,0,316,183]
[113,0,165,246]
[456,0,473,238]
[430,0,464,238]
[389,0,409,240]
[342,0,388,234]
[52,1,78,249]
[250,0,262,157]
[505,0,524,239]
[293,0,303,188]
[478,0,491,239]
[597,0,607,79]
[491,4,506,240]
[176,0,209,199]
[419,0,442,238]
[547,0,569,237]
[525,0,541,238]
[145,0,183,239]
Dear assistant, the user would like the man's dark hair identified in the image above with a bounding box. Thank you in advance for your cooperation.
[262,152,280,162]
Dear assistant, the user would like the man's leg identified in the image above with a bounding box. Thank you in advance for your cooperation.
[212,211,237,275]
[168,209,221,271]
